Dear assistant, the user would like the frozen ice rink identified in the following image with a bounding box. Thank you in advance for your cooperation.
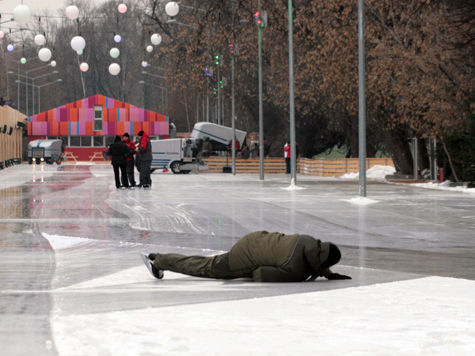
[1,164,474,355]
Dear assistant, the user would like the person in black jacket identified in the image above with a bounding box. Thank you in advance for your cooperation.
[106,135,131,189]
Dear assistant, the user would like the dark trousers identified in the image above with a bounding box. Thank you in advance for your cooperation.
[126,160,136,187]
[154,253,248,280]
[153,235,314,282]
[285,157,290,173]
[112,163,128,188]
[139,160,152,186]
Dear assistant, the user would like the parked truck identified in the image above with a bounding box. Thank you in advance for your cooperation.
[150,122,247,174]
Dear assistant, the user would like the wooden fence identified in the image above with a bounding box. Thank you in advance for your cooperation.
[203,156,394,176]
[0,106,26,168]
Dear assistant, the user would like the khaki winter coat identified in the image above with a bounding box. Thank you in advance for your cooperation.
[228,231,330,280]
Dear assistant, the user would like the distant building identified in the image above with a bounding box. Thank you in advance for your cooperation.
[27,94,169,161]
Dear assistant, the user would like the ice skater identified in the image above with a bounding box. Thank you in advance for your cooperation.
[141,231,351,282]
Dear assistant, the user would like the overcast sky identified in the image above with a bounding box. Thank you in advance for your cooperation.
[0,1,107,14]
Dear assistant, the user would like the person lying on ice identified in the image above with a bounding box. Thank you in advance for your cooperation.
[141,231,351,282]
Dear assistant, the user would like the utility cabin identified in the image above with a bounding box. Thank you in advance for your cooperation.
[0,105,26,169]
[27,94,170,162]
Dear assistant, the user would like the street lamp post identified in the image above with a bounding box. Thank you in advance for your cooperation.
[358,0,367,197]
[257,0,264,181]
[9,69,59,115]
[38,79,63,113]
[138,81,168,112]
[231,46,236,175]
[15,78,63,113]
[288,0,297,185]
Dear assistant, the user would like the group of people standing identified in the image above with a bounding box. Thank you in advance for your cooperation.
[106,130,152,190]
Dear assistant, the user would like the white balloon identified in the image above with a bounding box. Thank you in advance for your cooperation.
[7,44,14,52]
[151,33,162,46]
[114,34,122,43]
[38,48,52,62]
[13,4,31,25]
[109,63,121,76]
[146,45,153,53]
[165,2,179,17]
[110,47,120,59]
[65,5,79,20]
[80,62,89,72]
[71,36,86,51]
[0,31,4,39]
[34,34,46,46]
[50,60,57,67]
[141,61,149,68]
[118,4,128,14]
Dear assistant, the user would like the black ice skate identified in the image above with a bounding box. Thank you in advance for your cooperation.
[141,252,164,279]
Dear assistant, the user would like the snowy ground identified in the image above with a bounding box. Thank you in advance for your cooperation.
[1,164,474,355]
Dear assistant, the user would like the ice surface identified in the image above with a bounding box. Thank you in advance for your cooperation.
[1,164,474,355]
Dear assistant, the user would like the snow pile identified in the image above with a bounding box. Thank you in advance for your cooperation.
[342,197,379,205]
[411,181,475,195]
[51,276,475,355]
[42,232,91,250]
[341,165,395,181]
[281,179,306,191]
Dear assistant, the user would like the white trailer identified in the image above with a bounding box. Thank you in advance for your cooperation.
[150,138,207,174]
[28,139,64,164]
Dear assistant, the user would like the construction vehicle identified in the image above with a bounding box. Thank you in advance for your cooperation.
[150,122,247,174]
[27,139,64,164]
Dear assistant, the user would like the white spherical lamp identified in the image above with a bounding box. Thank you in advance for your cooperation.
[38,48,52,62]
[110,47,120,59]
[13,4,31,25]
[65,5,79,20]
[50,60,57,67]
[7,44,14,52]
[151,33,162,46]
[21,57,27,65]
[0,31,4,39]
[165,2,179,17]
[118,4,128,14]
[80,62,89,72]
[70,36,86,52]
[109,63,121,76]
[34,34,46,46]
[114,34,122,43]
[141,61,149,68]
[146,45,153,53]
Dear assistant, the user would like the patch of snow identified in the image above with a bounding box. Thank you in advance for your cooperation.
[411,181,475,195]
[281,179,306,191]
[342,196,379,205]
[51,276,475,355]
[42,233,91,250]
[341,165,396,181]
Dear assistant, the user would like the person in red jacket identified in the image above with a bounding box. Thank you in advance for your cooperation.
[122,133,136,188]
[136,130,153,189]
[284,141,290,174]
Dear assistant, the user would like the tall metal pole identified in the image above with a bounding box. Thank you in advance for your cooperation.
[206,76,210,122]
[231,50,236,175]
[17,62,20,113]
[32,79,35,114]
[25,74,29,116]
[258,0,264,180]
[358,0,367,197]
[288,0,296,185]
[217,62,221,125]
